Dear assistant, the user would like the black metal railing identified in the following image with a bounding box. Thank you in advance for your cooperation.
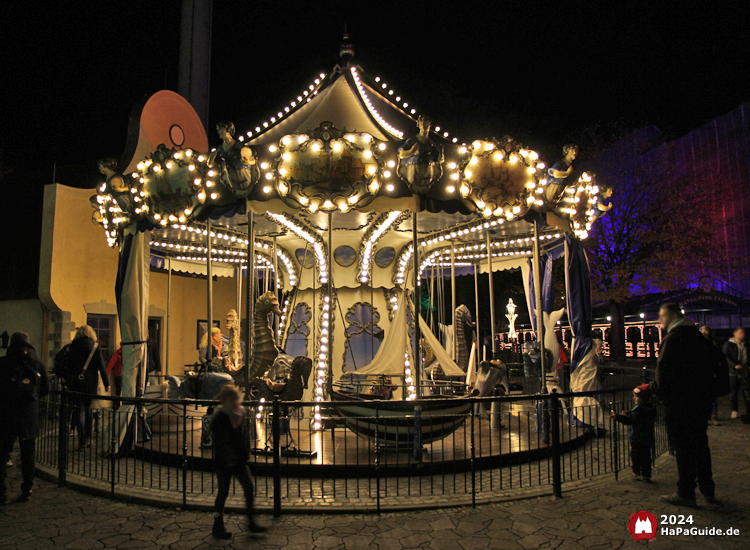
[35,383,666,515]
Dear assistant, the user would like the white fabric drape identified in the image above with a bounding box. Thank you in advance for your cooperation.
[419,313,466,377]
[355,292,413,377]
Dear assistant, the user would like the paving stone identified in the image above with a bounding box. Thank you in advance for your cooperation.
[314,535,344,549]
[1,410,750,550]
[516,534,549,549]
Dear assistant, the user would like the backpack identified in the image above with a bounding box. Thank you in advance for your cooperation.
[708,343,731,398]
[12,349,40,401]
[54,343,72,381]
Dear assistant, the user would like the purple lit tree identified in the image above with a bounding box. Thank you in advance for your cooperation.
[579,124,731,360]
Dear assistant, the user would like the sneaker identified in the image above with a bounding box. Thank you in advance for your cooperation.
[710,416,722,426]
[643,477,652,483]
[702,494,720,505]
[631,473,642,481]
[660,493,697,507]
[5,459,11,467]
[18,491,32,502]
[731,411,739,419]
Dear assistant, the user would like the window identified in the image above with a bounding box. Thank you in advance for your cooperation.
[285,303,311,358]
[86,314,116,366]
[342,302,382,372]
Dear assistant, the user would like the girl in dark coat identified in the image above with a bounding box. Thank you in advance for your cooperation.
[67,325,109,449]
[210,385,266,538]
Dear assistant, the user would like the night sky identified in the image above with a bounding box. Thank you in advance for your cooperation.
[2,0,749,181]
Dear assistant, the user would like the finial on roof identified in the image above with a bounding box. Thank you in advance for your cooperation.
[339,25,355,62]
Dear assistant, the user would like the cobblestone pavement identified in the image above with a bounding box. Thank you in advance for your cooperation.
[1,417,748,549]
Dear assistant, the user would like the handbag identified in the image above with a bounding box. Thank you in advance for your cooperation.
[78,342,99,381]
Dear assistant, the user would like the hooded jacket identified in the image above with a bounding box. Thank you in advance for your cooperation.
[722,338,747,377]
[649,317,713,414]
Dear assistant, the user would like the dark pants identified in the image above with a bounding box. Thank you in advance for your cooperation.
[729,376,749,414]
[665,411,715,500]
[214,464,254,515]
[72,397,93,445]
[112,376,123,410]
[0,435,35,497]
[630,442,652,479]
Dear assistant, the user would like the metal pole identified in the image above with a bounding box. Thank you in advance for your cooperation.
[451,243,456,360]
[272,396,281,517]
[474,265,481,367]
[326,213,333,397]
[551,390,562,497]
[532,221,546,390]
[486,230,497,357]
[412,210,421,397]
[206,218,213,361]
[166,257,172,376]
[236,266,242,325]
[245,212,255,395]
[57,388,68,487]
[273,236,279,346]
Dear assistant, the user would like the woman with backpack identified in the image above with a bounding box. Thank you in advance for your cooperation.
[66,326,109,450]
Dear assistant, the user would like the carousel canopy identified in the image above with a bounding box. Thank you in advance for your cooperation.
[91,35,602,291]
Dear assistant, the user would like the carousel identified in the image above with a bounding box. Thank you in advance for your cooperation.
[92,35,606,462]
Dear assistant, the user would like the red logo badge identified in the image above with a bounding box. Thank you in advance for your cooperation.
[627,511,658,541]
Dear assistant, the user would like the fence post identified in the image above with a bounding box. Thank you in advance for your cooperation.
[182,403,187,509]
[110,404,117,497]
[272,396,281,518]
[550,390,562,498]
[57,389,68,487]
[375,407,381,516]
[611,398,619,481]
[470,402,476,508]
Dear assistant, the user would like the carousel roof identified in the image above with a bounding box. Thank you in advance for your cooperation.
[243,37,453,148]
[93,34,601,288]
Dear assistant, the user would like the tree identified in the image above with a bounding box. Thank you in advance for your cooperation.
[578,123,734,360]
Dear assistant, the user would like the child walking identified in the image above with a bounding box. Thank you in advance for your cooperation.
[611,384,656,482]
[210,385,267,539]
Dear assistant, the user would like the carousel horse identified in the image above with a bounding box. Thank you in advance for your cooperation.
[238,291,282,384]
[454,304,475,372]
[474,360,510,418]
[225,308,243,374]
[249,355,313,451]
[248,355,313,402]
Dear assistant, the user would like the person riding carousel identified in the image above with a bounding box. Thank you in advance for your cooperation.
[199,327,230,372]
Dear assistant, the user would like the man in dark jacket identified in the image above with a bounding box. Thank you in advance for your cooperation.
[722,327,748,420]
[0,333,50,503]
[650,303,716,507]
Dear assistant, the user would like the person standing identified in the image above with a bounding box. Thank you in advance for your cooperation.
[210,385,266,538]
[650,304,716,507]
[722,327,748,420]
[67,326,109,450]
[107,344,123,410]
[700,325,723,425]
[611,384,656,482]
[147,334,161,385]
[0,333,50,503]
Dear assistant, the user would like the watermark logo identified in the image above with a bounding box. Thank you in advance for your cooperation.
[627,511,658,541]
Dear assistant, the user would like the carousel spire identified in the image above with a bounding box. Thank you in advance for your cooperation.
[339,25,355,64]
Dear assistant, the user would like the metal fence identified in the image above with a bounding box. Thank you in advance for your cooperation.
[35,380,666,515]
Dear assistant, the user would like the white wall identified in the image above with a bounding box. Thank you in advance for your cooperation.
[0,299,44,355]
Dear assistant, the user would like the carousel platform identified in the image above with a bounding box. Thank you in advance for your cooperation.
[133,401,592,477]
